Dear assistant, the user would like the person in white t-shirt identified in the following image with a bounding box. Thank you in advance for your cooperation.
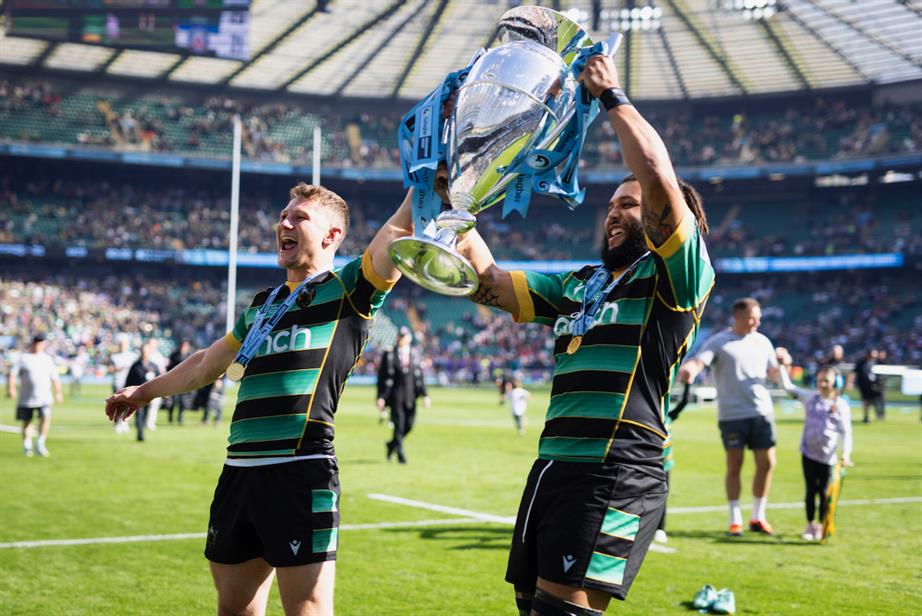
[506,377,530,436]
[7,334,62,457]
[679,297,783,536]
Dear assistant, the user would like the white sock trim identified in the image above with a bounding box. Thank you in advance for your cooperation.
[753,496,767,521]
[728,500,742,526]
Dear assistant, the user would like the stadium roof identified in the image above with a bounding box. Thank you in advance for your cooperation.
[1,0,921,101]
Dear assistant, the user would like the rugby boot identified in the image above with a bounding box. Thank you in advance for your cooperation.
[748,519,774,535]
[711,589,736,614]
[692,584,717,610]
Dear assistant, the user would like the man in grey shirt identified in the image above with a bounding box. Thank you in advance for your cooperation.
[679,297,781,536]
[7,334,63,457]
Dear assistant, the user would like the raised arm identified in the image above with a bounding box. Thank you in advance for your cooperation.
[455,228,519,317]
[580,55,689,246]
[365,189,415,284]
[105,335,237,421]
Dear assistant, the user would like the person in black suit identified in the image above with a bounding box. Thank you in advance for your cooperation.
[377,327,430,464]
[164,340,192,424]
[125,341,160,442]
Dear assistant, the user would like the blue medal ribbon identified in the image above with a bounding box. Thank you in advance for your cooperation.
[231,270,327,372]
[571,252,649,337]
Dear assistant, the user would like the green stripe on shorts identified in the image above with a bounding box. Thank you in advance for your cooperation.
[586,551,626,586]
[601,507,640,540]
[312,489,338,513]
[312,528,338,553]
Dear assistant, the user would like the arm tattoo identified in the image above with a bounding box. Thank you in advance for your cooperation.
[644,202,675,246]
[471,281,501,307]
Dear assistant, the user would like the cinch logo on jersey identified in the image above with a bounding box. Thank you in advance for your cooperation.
[256,325,312,356]
[553,301,620,337]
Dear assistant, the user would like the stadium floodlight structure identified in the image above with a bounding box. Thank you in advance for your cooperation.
[721,0,780,21]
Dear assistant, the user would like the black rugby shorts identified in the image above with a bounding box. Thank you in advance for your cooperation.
[205,457,340,567]
[506,459,667,600]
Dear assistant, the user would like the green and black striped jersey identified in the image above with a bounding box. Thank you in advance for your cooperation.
[510,214,715,467]
[223,252,393,460]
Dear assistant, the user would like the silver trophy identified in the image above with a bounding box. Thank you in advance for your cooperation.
[389,6,613,297]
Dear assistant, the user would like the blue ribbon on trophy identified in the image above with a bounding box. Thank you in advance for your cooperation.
[388,6,625,297]
[398,52,484,236]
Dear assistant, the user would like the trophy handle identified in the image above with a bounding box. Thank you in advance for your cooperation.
[387,210,479,297]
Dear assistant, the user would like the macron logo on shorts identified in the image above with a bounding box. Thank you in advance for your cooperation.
[562,554,576,573]
[289,539,302,555]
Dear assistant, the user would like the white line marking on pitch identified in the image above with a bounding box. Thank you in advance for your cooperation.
[368,493,517,525]
[669,496,922,514]
[367,494,677,554]
[0,424,20,434]
[0,518,480,550]
[5,495,918,551]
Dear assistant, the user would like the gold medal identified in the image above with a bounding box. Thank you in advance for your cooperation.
[226,361,246,382]
[566,335,582,355]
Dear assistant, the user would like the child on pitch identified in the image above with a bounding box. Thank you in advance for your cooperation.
[776,348,853,541]
[506,376,530,436]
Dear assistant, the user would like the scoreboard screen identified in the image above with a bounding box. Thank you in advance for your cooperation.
[5,0,251,60]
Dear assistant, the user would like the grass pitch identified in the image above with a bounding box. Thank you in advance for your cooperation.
[1,384,920,615]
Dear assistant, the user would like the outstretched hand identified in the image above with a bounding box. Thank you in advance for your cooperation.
[105,386,149,422]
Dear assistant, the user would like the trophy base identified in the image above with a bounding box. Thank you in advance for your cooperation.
[388,236,479,297]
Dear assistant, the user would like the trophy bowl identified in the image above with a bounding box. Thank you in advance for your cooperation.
[388,210,478,296]
[389,6,593,296]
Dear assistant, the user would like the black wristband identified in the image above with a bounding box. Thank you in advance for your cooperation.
[599,87,631,111]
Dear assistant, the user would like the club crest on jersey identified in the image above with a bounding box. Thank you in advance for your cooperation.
[257,324,312,356]
[553,302,620,337]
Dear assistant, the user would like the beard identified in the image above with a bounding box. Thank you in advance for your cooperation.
[600,217,647,271]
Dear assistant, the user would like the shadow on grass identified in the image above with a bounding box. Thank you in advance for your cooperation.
[386,525,512,551]
[667,529,818,547]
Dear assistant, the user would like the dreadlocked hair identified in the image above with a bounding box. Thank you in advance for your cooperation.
[618,174,709,235]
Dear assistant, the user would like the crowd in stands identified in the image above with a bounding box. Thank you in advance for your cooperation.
[2,170,919,260]
[0,274,232,384]
[2,268,919,388]
[2,78,921,169]
[704,192,922,258]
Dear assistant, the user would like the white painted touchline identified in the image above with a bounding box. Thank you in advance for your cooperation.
[0,518,480,550]
[0,532,206,549]
[0,424,20,434]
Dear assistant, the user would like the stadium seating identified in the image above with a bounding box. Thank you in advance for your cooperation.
[2,77,920,169]
[2,164,917,259]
